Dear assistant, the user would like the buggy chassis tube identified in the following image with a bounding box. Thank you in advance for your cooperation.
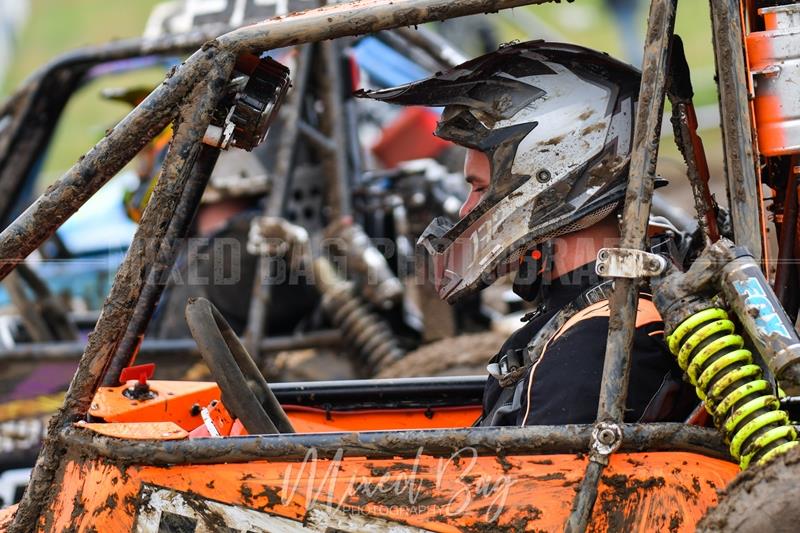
[667,35,719,242]
[394,25,467,69]
[104,145,222,386]
[63,422,730,465]
[565,0,678,532]
[6,52,238,533]
[709,0,764,262]
[245,45,313,364]
[0,329,342,362]
[319,39,353,219]
[3,2,565,531]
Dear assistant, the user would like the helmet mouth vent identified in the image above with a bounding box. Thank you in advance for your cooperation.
[495,201,620,277]
[540,201,619,241]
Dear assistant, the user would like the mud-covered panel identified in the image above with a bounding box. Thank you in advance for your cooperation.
[48,459,141,532]
[131,453,580,531]
[588,453,737,533]
[41,451,737,532]
[134,485,431,532]
[134,485,313,532]
[75,421,188,441]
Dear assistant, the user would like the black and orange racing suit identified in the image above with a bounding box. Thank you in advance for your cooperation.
[479,262,697,426]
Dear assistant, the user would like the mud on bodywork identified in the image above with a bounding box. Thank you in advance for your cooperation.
[40,444,736,532]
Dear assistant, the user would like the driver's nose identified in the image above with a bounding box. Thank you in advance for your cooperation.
[460,149,491,218]
[460,189,485,219]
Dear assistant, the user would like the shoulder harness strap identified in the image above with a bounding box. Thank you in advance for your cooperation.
[490,280,614,387]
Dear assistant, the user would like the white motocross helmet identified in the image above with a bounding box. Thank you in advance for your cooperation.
[357,40,640,303]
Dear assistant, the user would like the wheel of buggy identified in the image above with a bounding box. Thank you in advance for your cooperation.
[696,445,800,533]
[185,297,294,434]
[376,331,506,378]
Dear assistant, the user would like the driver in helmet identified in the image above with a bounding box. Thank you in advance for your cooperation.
[357,41,697,426]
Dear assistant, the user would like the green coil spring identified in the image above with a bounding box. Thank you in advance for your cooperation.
[667,307,799,469]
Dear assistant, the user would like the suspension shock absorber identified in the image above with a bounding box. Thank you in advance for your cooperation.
[668,307,799,468]
[313,256,405,374]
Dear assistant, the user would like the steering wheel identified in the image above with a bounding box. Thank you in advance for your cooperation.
[185,297,294,434]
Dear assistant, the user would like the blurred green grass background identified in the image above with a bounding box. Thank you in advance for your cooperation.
[1,0,163,184]
[2,0,721,188]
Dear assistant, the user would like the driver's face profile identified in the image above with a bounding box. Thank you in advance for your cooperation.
[461,149,491,218]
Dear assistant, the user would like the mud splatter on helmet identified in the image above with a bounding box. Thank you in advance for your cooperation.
[356,40,640,303]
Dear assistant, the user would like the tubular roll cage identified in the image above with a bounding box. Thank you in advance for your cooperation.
[0,0,760,531]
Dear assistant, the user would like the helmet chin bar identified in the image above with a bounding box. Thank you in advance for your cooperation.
[418,216,480,303]
[417,204,533,304]
[415,127,542,304]
[418,188,625,304]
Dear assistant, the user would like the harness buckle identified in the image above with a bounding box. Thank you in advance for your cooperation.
[498,348,524,375]
[487,349,528,387]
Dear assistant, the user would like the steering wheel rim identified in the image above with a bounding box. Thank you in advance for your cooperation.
[185,297,294,434]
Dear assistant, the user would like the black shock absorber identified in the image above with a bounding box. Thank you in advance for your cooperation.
[313,257,405,374]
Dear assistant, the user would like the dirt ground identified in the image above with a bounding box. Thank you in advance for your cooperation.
[377,331,507,378]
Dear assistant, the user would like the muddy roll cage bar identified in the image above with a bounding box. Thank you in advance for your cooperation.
[0,0,761,531]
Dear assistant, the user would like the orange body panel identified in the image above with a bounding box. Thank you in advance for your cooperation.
[75,421,188,440]
[18,386,736,532]
[41,450,736,532]
[82,405,484,439]
[285,405,482,433]
[91,381,221,430]
[89,381,483,436]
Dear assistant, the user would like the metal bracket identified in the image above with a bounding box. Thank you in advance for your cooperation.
[200,407,222,438]
[596,248,668,279]
[246,216,309,257]
[203,55,291,151]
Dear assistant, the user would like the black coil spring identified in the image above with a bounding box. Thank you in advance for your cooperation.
[321,284,405,374]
